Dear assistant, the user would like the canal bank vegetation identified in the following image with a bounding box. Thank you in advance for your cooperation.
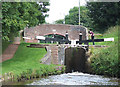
[1,43,65,82]
[90,25,119,78]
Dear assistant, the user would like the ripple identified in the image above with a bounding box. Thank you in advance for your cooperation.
[27,72,119,85]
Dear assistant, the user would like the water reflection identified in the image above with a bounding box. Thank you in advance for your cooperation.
[28,72,119,85]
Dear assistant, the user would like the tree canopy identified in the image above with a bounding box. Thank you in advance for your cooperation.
[86,2,120,32]
[54,19,64,24]
[55,2,120,33]
[65,6,92,28]
[2,2,50,40]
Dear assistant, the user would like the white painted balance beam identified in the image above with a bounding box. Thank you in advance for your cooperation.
[23,37,31,39]
[36,36,46,40]
[104,38,114,42]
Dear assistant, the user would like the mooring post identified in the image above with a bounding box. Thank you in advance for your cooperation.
[79,32,82,44]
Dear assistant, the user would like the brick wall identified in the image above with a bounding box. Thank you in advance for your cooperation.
[24,24,88,43]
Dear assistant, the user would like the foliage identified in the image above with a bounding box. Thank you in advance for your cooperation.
[2,2,50,40]
[90,25,119,77]
[65,6,92,28]
[86,2,120,32]
[2,39,12,53]
[54,19,64,24]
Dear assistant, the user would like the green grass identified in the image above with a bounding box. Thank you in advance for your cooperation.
[2,43,47,75]
[1,42,65,81]
[90,25,119,77]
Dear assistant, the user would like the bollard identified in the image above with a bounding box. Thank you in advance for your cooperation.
[56,42,59,44]
[53,34,55,43]
[4,73,7,82]
[65,31,68,44]
[51,41,53,44]
[79,32,82,44]
[65,31,68,40]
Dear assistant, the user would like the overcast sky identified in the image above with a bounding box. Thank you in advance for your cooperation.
[45,0,87,24]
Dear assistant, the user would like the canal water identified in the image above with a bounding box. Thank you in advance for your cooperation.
[27,72,119,85]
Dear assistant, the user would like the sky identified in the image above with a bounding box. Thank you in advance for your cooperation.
[45,0,87,24]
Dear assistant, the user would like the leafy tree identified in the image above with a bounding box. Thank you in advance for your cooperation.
[37,2,50,24]
[65,6,92,28]
[86,2,120,32]
[2,2,50,40]
[54,19,64,24]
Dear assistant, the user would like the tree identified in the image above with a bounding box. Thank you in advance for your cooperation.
[54,19,64,24]
[37,2,50,24]
[65,6,92,28]
[86,2,120,32]
[2,2,50,40]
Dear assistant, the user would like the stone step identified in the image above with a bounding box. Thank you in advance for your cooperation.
[51,55,58,58]
[51,54,58,56]
[50,45,59,65]
[51,51,58,53]
[51,48,58,50]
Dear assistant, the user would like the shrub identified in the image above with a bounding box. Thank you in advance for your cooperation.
[90,25,119,77]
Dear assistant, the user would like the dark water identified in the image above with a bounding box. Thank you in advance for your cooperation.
[27,72,119,85]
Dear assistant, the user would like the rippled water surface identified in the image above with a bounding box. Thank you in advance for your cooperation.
[28,72,119,85]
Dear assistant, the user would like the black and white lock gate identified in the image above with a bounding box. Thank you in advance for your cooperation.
[36,32,114,45]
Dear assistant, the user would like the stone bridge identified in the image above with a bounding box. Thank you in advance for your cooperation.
[24,24,88,43]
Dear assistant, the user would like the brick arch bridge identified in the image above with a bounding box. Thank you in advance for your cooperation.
[24,24,88,43]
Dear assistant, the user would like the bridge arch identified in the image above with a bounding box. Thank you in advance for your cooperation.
[24,24,88,43]
[44,33,66,39]
[44,33,65,37]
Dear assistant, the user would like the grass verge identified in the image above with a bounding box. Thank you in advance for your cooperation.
[1,43,65,82]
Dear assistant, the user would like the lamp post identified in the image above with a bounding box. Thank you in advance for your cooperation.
[79,0,80,25]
